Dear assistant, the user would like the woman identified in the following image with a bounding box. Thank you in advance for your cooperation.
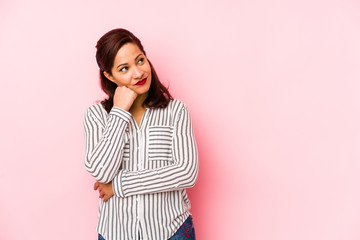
[83,28,199,240]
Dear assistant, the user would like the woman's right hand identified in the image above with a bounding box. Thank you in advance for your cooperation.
[113,86,138,111]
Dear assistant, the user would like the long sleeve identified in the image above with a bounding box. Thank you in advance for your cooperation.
[112,104,199,198]
[84,105,132,183]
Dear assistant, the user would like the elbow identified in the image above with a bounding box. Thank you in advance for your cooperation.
[189,155,199,187]
[86,167,112,184]
[84,156,112,183]
[180,173,197,189]
[188,168,198,188]
[187,146,199,188]
[183,160,199,189]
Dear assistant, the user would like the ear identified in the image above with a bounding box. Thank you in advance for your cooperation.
[103,71,115,83]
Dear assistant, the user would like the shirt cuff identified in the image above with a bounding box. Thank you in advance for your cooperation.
[110,107,132,122]
[113,169,125,198]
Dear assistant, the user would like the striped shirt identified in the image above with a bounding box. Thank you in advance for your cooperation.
[83,99,199,240]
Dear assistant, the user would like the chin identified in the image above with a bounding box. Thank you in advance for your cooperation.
[137,86,151,95]
[143,80,151,93]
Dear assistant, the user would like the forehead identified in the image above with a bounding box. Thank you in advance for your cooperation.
[114,42,142,62]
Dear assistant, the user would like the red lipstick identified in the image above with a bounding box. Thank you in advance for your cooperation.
[135,78,147,86]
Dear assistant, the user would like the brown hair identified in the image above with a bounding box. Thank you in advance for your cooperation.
[95,28,173,113]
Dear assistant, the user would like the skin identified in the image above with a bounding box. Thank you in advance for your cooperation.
[95,42,153,202]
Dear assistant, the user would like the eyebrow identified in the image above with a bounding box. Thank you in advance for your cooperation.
[116,53,143,69]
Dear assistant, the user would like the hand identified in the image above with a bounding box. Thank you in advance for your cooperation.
[113,86,138,111]
[94,181,114,202]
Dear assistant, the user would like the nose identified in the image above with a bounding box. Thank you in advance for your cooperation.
[133,66,143,79]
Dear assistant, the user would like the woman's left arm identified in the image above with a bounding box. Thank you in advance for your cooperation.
[112,104,199,198]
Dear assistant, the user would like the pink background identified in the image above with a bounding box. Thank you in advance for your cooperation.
[1,0,360,239]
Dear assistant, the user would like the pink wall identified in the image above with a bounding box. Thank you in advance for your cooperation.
[1,0,360,239]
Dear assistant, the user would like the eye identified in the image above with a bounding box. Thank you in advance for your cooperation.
[119,66,128,72]
[137,58,145,64]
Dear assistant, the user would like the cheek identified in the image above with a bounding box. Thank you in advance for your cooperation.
[114,75,131,86]
[144,63,152,73]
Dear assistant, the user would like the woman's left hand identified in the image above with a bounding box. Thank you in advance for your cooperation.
[94,181,114,202]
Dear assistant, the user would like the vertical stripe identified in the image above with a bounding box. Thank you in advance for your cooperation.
[83,99,198,240]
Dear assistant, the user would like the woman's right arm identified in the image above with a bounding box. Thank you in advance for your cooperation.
[83,105,131,183]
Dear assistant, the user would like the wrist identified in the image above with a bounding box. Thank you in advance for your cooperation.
[113,103,130,112]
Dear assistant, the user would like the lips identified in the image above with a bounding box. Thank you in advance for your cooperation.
[135,78,147,86]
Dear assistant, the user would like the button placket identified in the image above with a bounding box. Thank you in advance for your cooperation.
[136,194,143,239]
[137,129,144,170]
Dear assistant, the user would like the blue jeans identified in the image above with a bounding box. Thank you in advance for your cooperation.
[98,234,105,240]
[169,215,196,240]
[98,215,195,240]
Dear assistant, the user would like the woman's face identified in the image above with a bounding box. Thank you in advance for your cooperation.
[104,42,152,96]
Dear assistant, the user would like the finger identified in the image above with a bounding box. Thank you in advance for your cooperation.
[94,182,100,190]
[98,188,103,198]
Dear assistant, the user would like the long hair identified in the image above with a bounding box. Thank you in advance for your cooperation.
[95,28,173,113]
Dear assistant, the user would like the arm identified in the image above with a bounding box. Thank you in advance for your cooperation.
[83,105,131,183]
[112,104,199,198]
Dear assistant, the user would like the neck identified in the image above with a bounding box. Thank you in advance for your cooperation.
[130,93,148,111]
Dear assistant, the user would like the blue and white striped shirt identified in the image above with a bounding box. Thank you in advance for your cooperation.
[84,99,199,240]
